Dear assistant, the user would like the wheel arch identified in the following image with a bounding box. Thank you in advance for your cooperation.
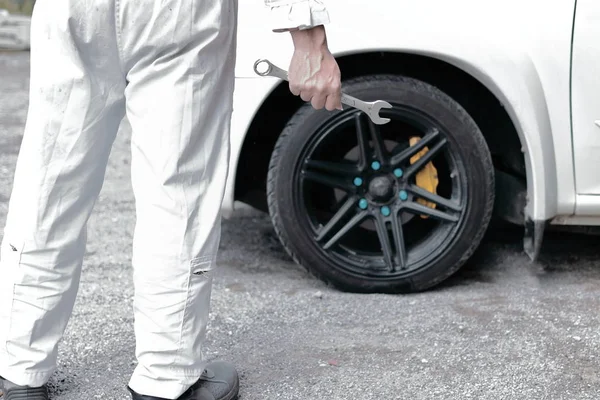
[231,50,556,232]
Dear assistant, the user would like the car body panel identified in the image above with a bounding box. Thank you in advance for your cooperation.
[223,77,280,217]
[571,0,600,198]
[225,0,582,226]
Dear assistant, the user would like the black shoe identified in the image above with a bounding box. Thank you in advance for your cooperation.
[128,360,239,400]
[0,376,49,400]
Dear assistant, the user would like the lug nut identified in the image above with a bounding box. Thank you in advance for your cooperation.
[394,168,403,178]
[381,206,391,216]
[358,198,368,209]
[399,190,408,201]
[371,161,381,170]
[353,177,363,186]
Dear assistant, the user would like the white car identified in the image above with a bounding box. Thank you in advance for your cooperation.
[222,0,600,293]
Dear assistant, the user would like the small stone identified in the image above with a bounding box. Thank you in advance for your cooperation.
[574,336,581,341]
[421,359,428,363]
[313,291,323,299]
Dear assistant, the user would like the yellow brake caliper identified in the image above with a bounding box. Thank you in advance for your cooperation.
[408,136,439,219]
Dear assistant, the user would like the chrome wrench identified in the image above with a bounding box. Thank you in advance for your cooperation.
[253,59,392,125]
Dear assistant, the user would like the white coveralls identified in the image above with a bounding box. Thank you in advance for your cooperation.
[0,0,329,398]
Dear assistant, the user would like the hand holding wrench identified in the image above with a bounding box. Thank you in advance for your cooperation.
[253,59,392,125]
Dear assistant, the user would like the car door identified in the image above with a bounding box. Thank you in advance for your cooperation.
[571,0,600,198]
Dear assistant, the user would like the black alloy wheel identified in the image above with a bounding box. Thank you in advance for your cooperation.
[267,75,495,294]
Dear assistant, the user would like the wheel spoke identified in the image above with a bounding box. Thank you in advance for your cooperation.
[374,214,395,272]
[408,185,463,212]
[355,113,370,170]
[302,170,356,192]
[390,212,407,269]
[368,118,387,163]
[305,160,359,176]
[302,158,359,192]
[403,202,459,222]
[403,138,447,180]
[316,196,359,242]
[390,128,441,166]
[323,210,369,250]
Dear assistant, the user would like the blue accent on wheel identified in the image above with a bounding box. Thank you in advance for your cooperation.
[371,161,381,170]
[353,177,363,186]
[381,206,391,216]
[394,168,403,178]
[399,190,408,201]
[359,199,368,209]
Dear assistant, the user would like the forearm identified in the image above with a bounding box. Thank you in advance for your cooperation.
[290,25,328,51]
[268,0,341,111]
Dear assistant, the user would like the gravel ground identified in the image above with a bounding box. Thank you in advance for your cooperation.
[3,51,600,400]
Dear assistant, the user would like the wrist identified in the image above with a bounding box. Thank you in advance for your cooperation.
[290,25,328,51]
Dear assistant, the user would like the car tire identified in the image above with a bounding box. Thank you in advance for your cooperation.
[266,74,494,294]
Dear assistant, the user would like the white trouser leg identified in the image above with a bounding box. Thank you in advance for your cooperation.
[118,0,238,398]
[0,0,125,387]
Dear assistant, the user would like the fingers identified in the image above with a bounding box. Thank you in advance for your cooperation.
[301,91,326,110]
[298,82,341,110]
[301,91,335,110]
[300,90,312,102]
[287,57,342,110]
[307,88,341,111]
[302,91,339,111]
[289,83,301,97]
[287,50,342,111]
[325,90,342,111]
[310,94,327,110]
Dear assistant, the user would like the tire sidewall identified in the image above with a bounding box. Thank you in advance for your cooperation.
[268,74,494,293]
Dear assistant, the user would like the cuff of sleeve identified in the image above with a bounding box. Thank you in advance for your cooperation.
[267,0,331,33]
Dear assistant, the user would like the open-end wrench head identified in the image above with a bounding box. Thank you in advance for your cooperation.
[369,100,393,125]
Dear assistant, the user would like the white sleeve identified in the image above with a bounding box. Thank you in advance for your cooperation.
[264,0,331,32]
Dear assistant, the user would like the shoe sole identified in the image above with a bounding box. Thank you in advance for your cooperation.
[221,375,240,400]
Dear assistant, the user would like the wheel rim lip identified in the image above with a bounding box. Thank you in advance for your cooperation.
[291,103,470,281]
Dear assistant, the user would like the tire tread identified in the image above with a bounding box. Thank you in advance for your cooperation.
[267,74,495,293]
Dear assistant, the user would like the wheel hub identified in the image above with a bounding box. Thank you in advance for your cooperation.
[368,175,395,201]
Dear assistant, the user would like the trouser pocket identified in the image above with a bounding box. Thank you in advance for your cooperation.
[0,237,24,356]
[0,237,25,287]
[190,255,216,277]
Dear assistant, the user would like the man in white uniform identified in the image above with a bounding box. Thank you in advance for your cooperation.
[0,0,342,398]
